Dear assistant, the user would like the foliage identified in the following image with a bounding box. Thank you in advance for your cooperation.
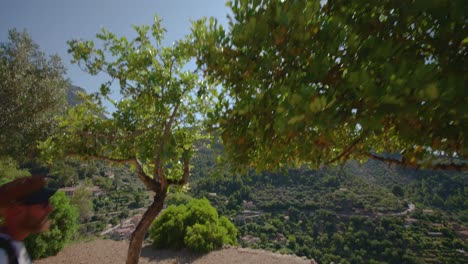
[25,191,79,259]
[89,164,151,227]
[39,15,213,263]
[48,158,80,187]
[192,0,467,171]
[194,164,406,215]
[67,85,87,106]
[406,171,468,224]
[189,143,467,262]
[70,184,94,222]
[0,157,31,185]
[149,198,237,253]
[40,16,211,188]
[392,185,404,197]
[0,29,68,161]
[165,190,193,206]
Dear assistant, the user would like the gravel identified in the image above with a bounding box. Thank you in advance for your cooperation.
[35,239,315,264]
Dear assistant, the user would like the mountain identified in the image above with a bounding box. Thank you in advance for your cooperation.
[67,85,87,106]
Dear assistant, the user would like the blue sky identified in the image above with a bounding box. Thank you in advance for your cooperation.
[0,0,230,101]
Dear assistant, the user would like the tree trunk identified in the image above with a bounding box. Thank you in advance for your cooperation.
[126,187,167,264]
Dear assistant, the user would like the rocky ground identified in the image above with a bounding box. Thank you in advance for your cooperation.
[36,239,316,264]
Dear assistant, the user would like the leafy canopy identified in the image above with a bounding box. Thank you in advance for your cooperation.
[0,29,68,160]
[192,0,467,171]
[41,15,213,189]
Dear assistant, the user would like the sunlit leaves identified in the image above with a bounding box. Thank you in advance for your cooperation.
[43,15,214,187]
[193,0,467,171]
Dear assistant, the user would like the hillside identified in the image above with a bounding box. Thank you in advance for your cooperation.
[188,145,468,263]
[40,101,466,263]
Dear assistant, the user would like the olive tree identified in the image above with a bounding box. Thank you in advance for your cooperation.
[0,29,68,161]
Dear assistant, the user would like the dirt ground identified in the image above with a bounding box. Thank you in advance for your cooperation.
[35,239,315,264]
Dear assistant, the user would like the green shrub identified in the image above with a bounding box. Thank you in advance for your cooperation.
[25,191,79,259]
[165,191,193,206]
[185,223,223,252]
[150,198,237,253]
[151,204,187,249]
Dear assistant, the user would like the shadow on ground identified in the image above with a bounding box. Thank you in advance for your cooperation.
[140,245,204,263]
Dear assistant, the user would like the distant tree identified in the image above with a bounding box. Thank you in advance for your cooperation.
[0,29,68,161]
[119,208,130,219]
[40,16,212,264]
[93,176,113,191]
[48,159,80,187]
[128,192,148,209]
[391,185,404,197]
[25,191,78,259]
[288,206,300,221]
[70,185,94,221]
[192,0,467,171]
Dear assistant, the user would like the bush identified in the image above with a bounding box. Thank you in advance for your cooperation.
[150,198,237,253]
[165,191,193,206]
[185,223,223,252]
[25,191,79,259]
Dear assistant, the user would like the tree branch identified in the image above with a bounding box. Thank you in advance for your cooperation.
[364,152,468,171]
[134,159,161,191]
[76,125,160,141]
[66,153,160,190]
[167,150,190,186]
[153,85,191,182]
[152,103,181,183]
[327,135,364,165]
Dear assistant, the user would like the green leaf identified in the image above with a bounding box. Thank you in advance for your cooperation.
[288,115,305,124]
[291,93,302,104]
[461,37,468,45]
[426,83,439,100]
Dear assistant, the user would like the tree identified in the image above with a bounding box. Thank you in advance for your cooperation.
[0,29,68,161]
[70,184,94,221]
[25,191,79,259]
[391,185,404,197]
[192,0,467,171]
[48,158,80,187]
[40,16,212,264]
